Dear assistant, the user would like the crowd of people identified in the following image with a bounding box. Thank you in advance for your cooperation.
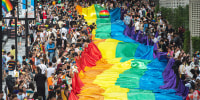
[1,0,200,100]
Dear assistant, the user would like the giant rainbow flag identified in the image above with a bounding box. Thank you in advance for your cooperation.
[2,0,13,12]
[70,4,188,100]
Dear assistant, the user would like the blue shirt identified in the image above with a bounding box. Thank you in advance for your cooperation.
[143,24,148,32]
[36,59,41,65]
[46,43,55,53]
[124,16,131,25]
[17,94,23,100]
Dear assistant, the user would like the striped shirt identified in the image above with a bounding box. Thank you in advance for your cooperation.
[7,60,16,71]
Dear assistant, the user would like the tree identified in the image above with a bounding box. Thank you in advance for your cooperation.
[157,5,192,53]
[192,37,200,53]
[158,5,189,30]
[183,31,190,53]
[155,5,159,14]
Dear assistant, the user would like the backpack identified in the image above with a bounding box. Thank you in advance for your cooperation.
[6,75,15,88]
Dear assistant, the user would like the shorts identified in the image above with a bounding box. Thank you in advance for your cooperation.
[8,71,14,77]
[17,36,22,42]
[5,67,8,73]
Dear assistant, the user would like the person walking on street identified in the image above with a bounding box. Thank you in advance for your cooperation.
[7,55,16,77]
[46,40,55,62]
[34,67,47,100]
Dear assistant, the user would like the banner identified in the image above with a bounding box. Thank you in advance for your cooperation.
[18,0,35,19]
[27,0,35,18]
[18,0,26,18]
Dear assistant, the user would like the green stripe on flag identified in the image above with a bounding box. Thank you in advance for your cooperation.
[94,4,105,18]
[94,4,111,39]
[128,89,155,100]
[116,42,139,58]
[115,59,155,100]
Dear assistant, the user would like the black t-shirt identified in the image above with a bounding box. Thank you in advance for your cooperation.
[159,44,167,52]
[63,39,67,49]
[66,21,70,28]
[34,74,46,90]
[22,60,27,65]
[56,38,62,47]
[147,12,150,18]
[17,30,22,37]
[72,52,78,57]
[70,21,76,27]
[151,12,154,18]
[39,11,43,19]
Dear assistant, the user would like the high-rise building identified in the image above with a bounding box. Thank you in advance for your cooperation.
[151,0,159,5]
[159,0,189,8]
[189,0,200,37]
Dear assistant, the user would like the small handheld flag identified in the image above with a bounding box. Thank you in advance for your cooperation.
[167,52,170,57]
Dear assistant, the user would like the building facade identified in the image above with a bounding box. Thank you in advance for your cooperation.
[189,0,200,37]
[159,0,189,8]
[151,0,159,5]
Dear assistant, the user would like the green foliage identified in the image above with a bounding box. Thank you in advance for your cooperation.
[192,37,200,52]
[157,5,189,30]
[155,5,159,13]
[183,30,190,53]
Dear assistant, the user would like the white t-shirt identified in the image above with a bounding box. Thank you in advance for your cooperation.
[75,48,80,53]
[179,64,186,74]
[47,31,53,37]
[58,21,64,28]
[40,32,45,42]
[62,36,67,40]
[22,93,27,99]
[60,27,68,36]
[185,65,193,78]
[39,64,47,75]
[52,28,57,34]
[139,10,143,18]
[57,58,61,64]
[135,21,140,31]
[152,37,158,43]
[47,67,55,78]
[71,33,77,43]
[167,34,171,42]
[174,50,181,59]
[5,56,11,63]
[76,31,80,36]
[196,74,200,80]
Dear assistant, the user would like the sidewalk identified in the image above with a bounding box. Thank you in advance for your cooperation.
[3,39,27,99]
[3,39,26,58]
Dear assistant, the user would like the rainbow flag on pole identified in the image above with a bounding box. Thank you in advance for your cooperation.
[70,4,187,100]
[2,0,13,12]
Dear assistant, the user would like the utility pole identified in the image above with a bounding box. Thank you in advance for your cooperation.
[0,0,2,91]
[15,18,18,63]
[25,0,29,58]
